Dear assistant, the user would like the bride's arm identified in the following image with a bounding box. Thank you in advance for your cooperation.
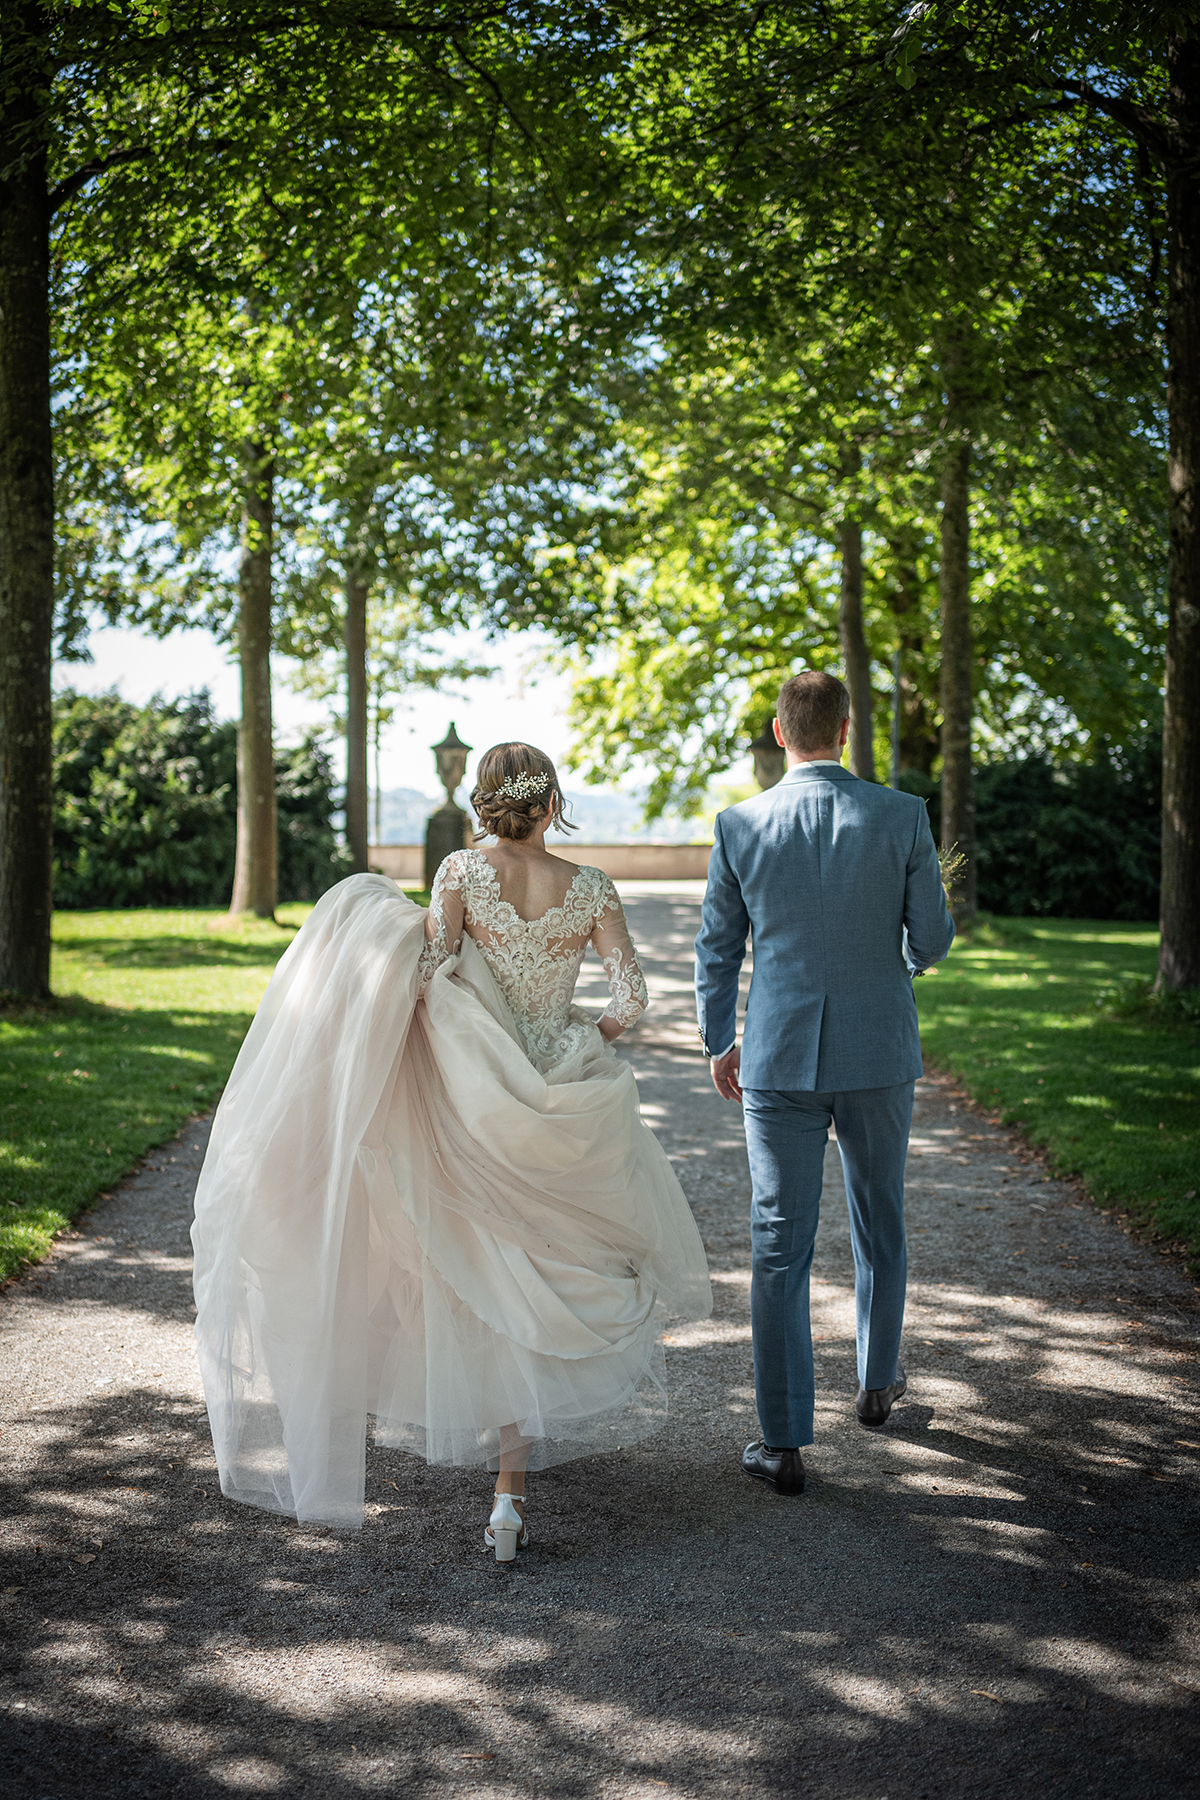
[591,883,649,1041]
[419,855,466,986]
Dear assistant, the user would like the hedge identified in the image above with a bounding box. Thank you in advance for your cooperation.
[53,689,352,909]
[899,738,1160,921]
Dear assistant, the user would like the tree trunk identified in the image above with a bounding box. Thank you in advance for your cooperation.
[343,571,369,873]
[939,423,977,925]
[373,700,382,849]
[838,519,874,779]
[1161,33,1200,990]
[0,14,54,997]
[228,443,277,917]
[888,554,939,775]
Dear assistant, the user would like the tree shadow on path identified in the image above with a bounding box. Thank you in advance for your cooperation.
[1,1330,1198,1800]
[3,895,1198,1799]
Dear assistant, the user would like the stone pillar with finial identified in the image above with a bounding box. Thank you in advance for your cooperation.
[748,721,786,790]
[424,722,472,890]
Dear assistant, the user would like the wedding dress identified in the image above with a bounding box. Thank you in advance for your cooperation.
[191,855,712,1528]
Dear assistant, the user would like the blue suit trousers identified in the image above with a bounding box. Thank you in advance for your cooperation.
[741,1080,915,1449]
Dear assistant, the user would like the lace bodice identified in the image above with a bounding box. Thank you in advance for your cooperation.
[419,849,648,1073]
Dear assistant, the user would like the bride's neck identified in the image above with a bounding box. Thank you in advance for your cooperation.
[488,827,551,857]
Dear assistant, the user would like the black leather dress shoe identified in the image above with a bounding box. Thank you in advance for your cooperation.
[856,1367,907,1429]
[741,1440,806,1495]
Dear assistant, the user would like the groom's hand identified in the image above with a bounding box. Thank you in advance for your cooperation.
[710,1048,742,1104]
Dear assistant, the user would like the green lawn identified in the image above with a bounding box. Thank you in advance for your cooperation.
[3,907,1197,1283]
[915,919,1199,1263]
[0,907,317,1281]
[0,894,438,1282]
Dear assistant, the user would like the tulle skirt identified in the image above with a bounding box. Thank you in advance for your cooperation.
[190,875,712,1527]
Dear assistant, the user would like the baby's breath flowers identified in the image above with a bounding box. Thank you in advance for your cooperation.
[489,772,550,802]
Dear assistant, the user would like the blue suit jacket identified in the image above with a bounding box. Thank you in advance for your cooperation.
[694,764,955,1092]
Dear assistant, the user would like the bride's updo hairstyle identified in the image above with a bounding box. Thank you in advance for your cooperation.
[471,742,577,841]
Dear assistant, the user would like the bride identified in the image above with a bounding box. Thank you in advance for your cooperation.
[191,741,712,1560]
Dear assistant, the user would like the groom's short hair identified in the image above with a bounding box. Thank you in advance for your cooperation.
[776,671,851,751]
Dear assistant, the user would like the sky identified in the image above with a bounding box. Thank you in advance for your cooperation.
[55,619,597,799]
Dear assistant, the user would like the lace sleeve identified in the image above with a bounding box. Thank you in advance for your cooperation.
[418,853,466,990]
[591,878,649,1031]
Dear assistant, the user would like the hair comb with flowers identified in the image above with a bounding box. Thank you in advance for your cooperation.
[489,771,550,802]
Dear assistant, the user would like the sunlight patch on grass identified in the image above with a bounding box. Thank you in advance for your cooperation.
[2,894,435,1281]
[0,904,314,1280]
[916,919,1199,1261]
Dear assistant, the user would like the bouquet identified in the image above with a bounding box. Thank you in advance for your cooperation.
[938,844,968,901]
[911,845,967,980]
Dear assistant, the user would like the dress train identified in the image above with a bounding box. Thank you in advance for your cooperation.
[191,874,712,1527]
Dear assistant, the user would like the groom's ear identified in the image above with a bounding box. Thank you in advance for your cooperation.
[838,717,850,747]
[772,717,786,748]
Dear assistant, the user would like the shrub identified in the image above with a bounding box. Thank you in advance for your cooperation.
[53,689,351,908]
[53,690,236,907]
[898,738,1160,920]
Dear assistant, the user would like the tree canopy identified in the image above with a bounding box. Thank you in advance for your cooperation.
[1,1,1195,986]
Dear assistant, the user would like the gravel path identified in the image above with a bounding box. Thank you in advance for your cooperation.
[2,887,1198,1799]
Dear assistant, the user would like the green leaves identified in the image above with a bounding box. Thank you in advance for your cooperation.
[54,4,624,660]
[36,1,1177,850]
[887,2,932,89]
[51,689,350,906]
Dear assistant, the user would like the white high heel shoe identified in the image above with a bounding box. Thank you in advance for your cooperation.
[484,1491,529,1562]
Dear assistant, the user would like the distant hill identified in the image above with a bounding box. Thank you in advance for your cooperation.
[373,788,443,844]
[371,786,710,845]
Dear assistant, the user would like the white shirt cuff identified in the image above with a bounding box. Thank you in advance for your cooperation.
[708,1042,736,1059]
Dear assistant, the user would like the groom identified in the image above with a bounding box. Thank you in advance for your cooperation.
[695,671,955,1495]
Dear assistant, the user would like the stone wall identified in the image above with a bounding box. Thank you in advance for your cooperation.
[368,843,713,883]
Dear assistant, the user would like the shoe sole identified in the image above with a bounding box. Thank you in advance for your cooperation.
[741,1466,804,1497]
